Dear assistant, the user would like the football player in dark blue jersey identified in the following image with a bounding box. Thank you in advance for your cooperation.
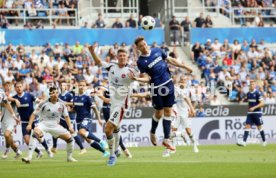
[11,81,51,158]
[133,36,193,152]
[73,80,109,157]
[51,82,86,154]
[237,80,266,147]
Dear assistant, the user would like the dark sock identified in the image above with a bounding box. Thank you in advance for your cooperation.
[34,148,40,154]
[243,130,249,142]
[163,119,171,139]
[150,117,159,134]
[74,135,84,150]
[119,136,126,151]
[41,140,49,150]
[260,130,266,142]
[91,142,105,153]
[52,137,58,148]
[87,132,101,143]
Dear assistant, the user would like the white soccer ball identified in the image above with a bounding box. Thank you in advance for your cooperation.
[141,16,156,30]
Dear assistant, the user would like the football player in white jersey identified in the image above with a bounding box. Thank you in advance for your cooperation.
[0,82,21,159]
[22,86,77,163]
[163,76,198,157]
[89,46,138,166]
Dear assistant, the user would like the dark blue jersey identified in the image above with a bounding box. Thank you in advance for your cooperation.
[59,91,74,103]
[137,48,171,87]
[247,89,263,114]
[13,92,35,122]
[59,91,74,120]
[73,94,95,123]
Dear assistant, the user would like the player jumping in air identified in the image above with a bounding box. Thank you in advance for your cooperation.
[132,36,193,154]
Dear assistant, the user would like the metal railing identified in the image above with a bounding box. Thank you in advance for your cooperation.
[0,8,78,27]
[231,7,276,25]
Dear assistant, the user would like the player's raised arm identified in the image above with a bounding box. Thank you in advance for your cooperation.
[166,56,193,73]
[88,45,103,66]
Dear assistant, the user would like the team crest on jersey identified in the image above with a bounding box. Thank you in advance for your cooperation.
[24,97,28,100]
[81,97,84,101]
[58,107,62,112]
[121,74,126,78]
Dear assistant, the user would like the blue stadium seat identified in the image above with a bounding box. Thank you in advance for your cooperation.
[37,11,47,17]
[229,90,238,101]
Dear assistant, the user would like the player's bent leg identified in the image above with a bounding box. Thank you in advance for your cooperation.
[59,134,77,162]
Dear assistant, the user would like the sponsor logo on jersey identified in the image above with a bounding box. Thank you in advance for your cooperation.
[148,56,162,68]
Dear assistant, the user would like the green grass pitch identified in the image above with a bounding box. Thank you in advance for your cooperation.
[1,144,276,178]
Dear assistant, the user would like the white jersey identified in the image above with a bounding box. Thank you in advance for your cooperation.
[174,86,190,114]
[34,99,68,123]
[102,61,138,109]
[0,90,7,104]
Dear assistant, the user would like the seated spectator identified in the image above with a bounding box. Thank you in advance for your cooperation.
[55,3,70,25]
[196,106,206,117]
[0,14,9,29]
[112,18,123,28]
[81,21,89,28]
[125,14,137,28]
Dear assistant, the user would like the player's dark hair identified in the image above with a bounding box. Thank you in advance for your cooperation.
[117,49,127,54]
[134,36,144,46]
[49,86,58,93]
[14,81,23,87]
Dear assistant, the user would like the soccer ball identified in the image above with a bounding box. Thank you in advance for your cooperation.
[141,16,156,30]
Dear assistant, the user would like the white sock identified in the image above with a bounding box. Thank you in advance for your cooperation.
[188,133,195,144]
[28,134,38,160]
[107,136,115,156]
[66,140,73,158]
[114,131,120,151]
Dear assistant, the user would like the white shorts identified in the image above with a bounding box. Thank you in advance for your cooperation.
[37,122,69,138]
[1,118,16,133]
[173,112,191,129]
[108,105,125,127]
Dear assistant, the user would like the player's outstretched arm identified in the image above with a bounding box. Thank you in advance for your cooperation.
[3,102,20,124]
[184,96,195,117]
[65,115,74,134]
[166,56,193,73]
[131,92,150,98]
[27,113,36,132]
[128,72,151,83]
[91,105,103,127]
[88,45,102,66]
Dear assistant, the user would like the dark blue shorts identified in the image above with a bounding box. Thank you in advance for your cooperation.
[21,120,38,136]
[60,119,69,130]
[102,107,110,122]
[59,118,77,131]
[151,81,175,110]
[77,119,93,133]
[246,113,263,126]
